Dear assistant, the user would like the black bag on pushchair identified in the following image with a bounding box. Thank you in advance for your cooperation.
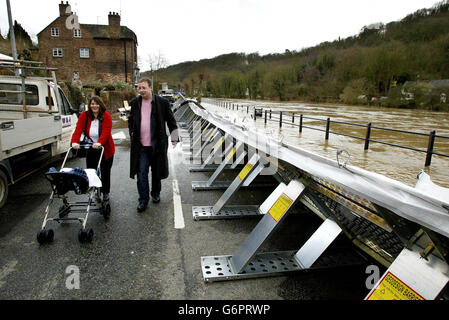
[45,167,90,195]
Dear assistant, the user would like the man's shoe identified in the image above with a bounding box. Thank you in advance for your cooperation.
[137,202,147,212]
[152,195,160,203]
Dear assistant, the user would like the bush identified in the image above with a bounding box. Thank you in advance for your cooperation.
[340,78,372,104]
[64,81,85,110]
[110,80,135,90]
[385,87,404,107]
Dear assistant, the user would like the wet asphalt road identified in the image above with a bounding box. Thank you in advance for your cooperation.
[0,128,376,300]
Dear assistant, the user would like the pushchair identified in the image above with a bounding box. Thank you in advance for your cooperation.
[37,143,111,244]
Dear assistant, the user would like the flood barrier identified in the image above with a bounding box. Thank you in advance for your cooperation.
[172,97,449,299]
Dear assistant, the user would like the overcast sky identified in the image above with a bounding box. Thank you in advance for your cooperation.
[0,0,441,71]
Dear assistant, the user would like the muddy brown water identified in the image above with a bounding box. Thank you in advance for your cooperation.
[204,99,449,189]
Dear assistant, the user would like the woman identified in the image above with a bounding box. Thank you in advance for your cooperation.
[71,96,115,202]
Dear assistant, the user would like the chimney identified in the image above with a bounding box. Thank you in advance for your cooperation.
[59,1,71,17]
[108,12,121,38]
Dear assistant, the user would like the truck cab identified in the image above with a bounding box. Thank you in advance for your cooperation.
[0,67,78,208]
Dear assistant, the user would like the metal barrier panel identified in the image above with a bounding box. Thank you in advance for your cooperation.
[230,180,306,274]
[294,218,342,269]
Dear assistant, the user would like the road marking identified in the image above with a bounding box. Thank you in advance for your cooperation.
[172,180,184,229]
[169,144,185,229]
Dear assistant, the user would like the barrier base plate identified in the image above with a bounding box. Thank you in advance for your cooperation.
[201,249,366,282]
[192,181,275,191]
[189,164,242,172]
[193,205,261,220]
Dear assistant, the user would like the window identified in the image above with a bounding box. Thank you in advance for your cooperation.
[52,47,63,57]
[50,27,59,37]
[80,48,90,59]
[73,28,82,38]
[0,84,39,106]
[59,88,72,115]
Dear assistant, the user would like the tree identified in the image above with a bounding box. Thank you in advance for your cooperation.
[7,20,34,49]
[315,50,336,75]
[146,51,168,90]
[270,70,287,101]
[362,42,407,96]
[246,69,261,99]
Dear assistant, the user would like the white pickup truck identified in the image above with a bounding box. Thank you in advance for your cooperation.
[0,70,78,207]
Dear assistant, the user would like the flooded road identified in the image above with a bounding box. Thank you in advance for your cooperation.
[203,99,449,188]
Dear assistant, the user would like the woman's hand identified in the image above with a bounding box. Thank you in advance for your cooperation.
[93,143,102,149]
[72,143,80,150]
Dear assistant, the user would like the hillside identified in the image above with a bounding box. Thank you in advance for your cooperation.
[147,0,449,110]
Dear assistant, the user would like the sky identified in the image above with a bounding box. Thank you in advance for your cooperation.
[0,0,441,71]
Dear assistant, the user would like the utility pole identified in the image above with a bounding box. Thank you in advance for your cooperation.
[6,0,18,60]
[6,0,20,76]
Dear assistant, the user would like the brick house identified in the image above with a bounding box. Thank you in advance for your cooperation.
[38,1,139,84]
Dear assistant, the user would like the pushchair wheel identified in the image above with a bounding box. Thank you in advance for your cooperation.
[37,229,54,244]
[37,230,45,244]
[78,228,94,243]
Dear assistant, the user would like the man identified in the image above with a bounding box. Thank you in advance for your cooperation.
[128,78,179,212]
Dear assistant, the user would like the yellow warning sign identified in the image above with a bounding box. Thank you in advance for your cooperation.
[367,272,424,300]
[217,138,225,148]
[226,147,236,160]
[238,163,253,180]
[268,194,293,222]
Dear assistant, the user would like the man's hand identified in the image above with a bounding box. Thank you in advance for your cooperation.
[93,143,102,149]
[72,143,80,150]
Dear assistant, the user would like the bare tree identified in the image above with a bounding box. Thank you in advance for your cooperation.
[147,51,168,72]
[146,51,169,91]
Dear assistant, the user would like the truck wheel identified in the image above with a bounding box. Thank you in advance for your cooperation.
[0,171,9,209]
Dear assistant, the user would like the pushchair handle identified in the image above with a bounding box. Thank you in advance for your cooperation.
[62,145,105,170]
[79,141,93,148]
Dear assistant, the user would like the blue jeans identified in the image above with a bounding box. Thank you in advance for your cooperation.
[137,146,161,204]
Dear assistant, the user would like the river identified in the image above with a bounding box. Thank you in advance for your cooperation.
[202,98,449,189]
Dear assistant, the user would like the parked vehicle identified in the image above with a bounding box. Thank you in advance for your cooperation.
[0,59,78,207]
[158,89,175,104]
